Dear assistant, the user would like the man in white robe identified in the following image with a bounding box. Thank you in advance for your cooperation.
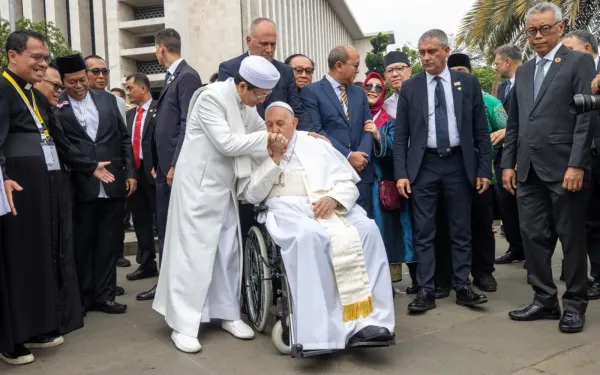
[240,102,395,350]
[153,56,289,353]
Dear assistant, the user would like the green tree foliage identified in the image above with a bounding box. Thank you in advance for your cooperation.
[396,44,423,76]
[0,18,76,72]
[365,33,390,76]
[472,66,497,93]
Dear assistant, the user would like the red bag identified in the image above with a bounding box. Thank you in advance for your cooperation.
[379,180,404,211]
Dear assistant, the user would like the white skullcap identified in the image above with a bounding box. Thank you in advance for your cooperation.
[266,101,294,116]
[239,56,280,89]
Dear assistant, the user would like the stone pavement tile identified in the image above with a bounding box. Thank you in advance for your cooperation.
[345,334,518,375]
[33,325,172,375]
[431,311,595,368]
[0,359,48,374]
[88,352,212,375]
[533,342,600,375]
[512,369,555,375]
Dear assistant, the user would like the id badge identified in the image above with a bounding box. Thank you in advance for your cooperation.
[41,142,61,171]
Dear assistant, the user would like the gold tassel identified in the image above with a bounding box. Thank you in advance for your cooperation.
[341,296,374,322]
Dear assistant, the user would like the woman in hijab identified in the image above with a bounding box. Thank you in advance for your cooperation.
[362,72,414,284]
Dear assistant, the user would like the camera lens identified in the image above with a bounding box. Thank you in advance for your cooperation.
[569,94,600,114]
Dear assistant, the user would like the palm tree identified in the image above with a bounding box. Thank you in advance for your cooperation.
[457,0,600,63]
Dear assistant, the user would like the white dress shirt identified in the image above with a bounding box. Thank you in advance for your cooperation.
[595,56,599,72]
[69,92,108,198]
[535,42,563,79]
[168,58,184,76]
[383,91,399,119]
[131,98,152,160]
[425,66,460,148]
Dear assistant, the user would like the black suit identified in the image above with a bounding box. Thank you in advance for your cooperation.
[501,45,596,314]
[394,69,492,292]
[127,100,158,269]
[585,59,600,283]
[218,52,310,130]
[55,89,135,309]
[494,79,524,259]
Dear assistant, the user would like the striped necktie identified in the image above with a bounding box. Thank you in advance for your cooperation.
[340,84,350,121]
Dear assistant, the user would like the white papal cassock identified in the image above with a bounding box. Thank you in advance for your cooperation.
[239,131,395,350]
[153,78,269,337]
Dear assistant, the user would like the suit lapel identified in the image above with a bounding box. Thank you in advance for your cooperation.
[418,73,429,125]
[497,81,506,102]
[450,70,463,132]
[90,90,109,140]
[58,92,93,141]
[320,77,348,124]
[522,60,536,113]
[531,46,568,113]
[158,60,187,104]
[126,109,134,135]
[143,100,157,141]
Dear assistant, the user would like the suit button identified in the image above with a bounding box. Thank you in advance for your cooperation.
[529,116,534,121]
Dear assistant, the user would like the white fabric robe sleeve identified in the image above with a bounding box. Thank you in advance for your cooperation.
[325,180,359,215]
[241,157,283,204]
[196,92,268,156]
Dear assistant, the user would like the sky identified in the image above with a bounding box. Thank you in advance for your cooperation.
[346,0,477,50]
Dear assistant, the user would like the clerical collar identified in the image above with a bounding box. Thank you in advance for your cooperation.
[5,69,33,90]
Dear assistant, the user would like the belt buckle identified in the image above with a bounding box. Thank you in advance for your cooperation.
[438,148,452,158]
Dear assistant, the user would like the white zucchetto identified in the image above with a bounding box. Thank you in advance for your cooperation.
[266,101,294,116]
[239,56,280,89]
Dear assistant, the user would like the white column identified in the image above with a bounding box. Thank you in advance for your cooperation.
[105,0,121,89]
[69,0,92,56]
[22,0,44,22]
[93,0,107,59]
[45,0,68,39]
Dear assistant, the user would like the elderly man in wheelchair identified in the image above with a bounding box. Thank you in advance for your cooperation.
[238,101,395,357]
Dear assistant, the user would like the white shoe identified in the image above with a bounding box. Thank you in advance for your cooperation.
[24,335,64,349]
[0,345,35,365]
[171,331,201,353]
[221,320,255,339]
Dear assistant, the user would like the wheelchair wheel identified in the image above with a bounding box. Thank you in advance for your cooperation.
[243,226,272,333]
[271,320,291,355]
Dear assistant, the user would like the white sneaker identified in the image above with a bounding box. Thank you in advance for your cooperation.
[221,320,255,339]
[24,335,64,349]
[171,331,201,353]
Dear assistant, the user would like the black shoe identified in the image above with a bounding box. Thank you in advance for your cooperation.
[0,344,34,365]
[473,274,497,292]
[495,251,524,264]
[24,334,64,349]
[405,284,419,294]
[588,281,600,300]
[116,285,124,296]
[117,256,131,268]
[435,286,450,299]
[508,304,560,321]
[559,312,585,333]
[455,286,488,307]
[348,326,393,345]
[126,265,159,281]
[90,301,128,314]
[407,289,436,313]
[137,284,156,301]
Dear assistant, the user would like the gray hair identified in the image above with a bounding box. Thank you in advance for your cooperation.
[419,29,449,48]
[327,45,350,70]
[249,17,276,35]
[525,2,563,23]
[564,29,599,54]
[495,44,522,61]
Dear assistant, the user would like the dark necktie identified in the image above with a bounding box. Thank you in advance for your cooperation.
[433,76,450,151]
[504,80,512,100]
[534,58,548,100]
[161,71,172,95]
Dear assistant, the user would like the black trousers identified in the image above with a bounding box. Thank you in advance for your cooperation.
[518,167,588,314]
[130,162,157,268]
[494,161,524,257]
[73,198,126,309]
[155,164,171,266]
[586,155,600,281]
[357,182,374,219]
[412,151,472,292]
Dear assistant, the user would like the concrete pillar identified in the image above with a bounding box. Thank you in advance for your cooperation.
[22,0,44,22]
[69,0,92,56]
[105,0,121,89]
[93,0,107,60]
[45,0,69,39]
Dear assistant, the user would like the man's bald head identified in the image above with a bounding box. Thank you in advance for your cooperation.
[266,104,297,142]
[247,17,277,61]
[327,45,360,84]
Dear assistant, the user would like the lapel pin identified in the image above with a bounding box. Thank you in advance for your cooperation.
[457,87,462,91]
[454,81,461,86]
[555,57,561,63]
[56,100,69,108]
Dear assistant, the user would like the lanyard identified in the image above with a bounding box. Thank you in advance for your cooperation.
[2,71,49,142]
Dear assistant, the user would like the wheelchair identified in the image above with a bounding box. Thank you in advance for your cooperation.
[242,204,396,358]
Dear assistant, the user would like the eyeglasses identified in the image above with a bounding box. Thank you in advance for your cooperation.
[87,68,110,76]
[384,66,409,75]
[293,67,314,75]
[252,89,271,99]
[23,51,51,63]
[43,79,65,92]
[525,21,562,37]
[364,83,383,94]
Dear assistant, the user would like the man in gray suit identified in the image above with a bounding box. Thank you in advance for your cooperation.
[501,2,596,333]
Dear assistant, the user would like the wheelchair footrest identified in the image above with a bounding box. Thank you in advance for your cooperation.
[347,339,396,349]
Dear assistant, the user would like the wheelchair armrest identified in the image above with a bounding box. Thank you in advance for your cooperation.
[254,204,268,214]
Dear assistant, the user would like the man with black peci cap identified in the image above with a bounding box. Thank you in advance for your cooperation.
[55,53,136,316]
[382,51,412,118]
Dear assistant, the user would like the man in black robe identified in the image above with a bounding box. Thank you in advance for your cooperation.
[0,30,114,365]
[55,54,136,316]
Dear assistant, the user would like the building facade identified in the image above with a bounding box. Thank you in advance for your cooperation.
[0,0,394,91]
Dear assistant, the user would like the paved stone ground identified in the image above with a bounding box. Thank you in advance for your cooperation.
[3,228,599,375]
